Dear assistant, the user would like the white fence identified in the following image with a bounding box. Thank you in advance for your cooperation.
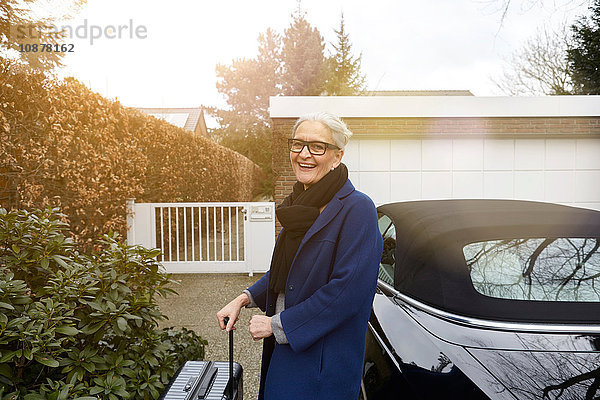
[126,200,275,274]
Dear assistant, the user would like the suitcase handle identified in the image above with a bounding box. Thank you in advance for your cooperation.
[223,317,234,399]
[196,363,218,399]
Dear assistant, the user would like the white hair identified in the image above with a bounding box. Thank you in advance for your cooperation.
[292,112,353,150]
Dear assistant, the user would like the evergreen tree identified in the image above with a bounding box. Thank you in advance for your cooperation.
[323,13,366,95]
[280,6,328,95]
[213,7,330,198]
[213,7,367,197]
[568,0,600,94]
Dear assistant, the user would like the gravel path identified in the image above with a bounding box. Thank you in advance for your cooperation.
[156,273,266,400]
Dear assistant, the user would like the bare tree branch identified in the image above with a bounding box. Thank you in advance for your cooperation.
[543,367,600,398]
[493,23,574,95]
[479,0,591,28]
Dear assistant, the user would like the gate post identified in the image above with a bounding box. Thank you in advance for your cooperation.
[246,203,275,275]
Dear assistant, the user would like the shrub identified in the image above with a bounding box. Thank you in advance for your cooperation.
[0,207,206,400]
[0,56,264,248]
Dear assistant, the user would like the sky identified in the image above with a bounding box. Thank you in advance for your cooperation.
[36,0,592,126]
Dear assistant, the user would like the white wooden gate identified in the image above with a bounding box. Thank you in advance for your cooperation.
[126,200,275,274]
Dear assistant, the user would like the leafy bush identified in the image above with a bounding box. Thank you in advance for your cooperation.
[0,207,207,400]
[0,56,264,248]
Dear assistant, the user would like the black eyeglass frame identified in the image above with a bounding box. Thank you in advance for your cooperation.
[288,138,340,155]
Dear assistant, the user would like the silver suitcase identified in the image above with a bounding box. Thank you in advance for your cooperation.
[160,318,242,400]
[159,360,243,400]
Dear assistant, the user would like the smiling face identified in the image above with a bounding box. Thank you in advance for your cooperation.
[291,120,344,189]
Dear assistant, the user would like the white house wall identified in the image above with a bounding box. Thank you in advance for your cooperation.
[270,96,600,213]
[344,137,600,211]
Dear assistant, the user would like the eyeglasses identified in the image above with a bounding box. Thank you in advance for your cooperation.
[288,139,340,155]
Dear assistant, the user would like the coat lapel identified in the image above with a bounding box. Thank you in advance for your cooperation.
[295,179,355,254]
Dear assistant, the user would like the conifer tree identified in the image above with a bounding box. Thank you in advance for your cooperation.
[323,13,366,95]
[213,6,367,197]
[568,0,600,94]
[280,5,328,95]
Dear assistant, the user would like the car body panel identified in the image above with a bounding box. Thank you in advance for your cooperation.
[469,348,600,399]
[366,289,502,399]
[364,200,600,399]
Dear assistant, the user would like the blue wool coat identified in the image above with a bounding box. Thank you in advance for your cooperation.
[247,179,383,400]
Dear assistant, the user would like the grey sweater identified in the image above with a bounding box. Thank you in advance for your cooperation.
[243,289,288,344]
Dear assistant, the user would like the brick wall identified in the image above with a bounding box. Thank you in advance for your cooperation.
[271,116,600,232]
[345,117,600,135]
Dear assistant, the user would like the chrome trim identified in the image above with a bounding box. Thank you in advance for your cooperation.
[393,290,600,334]
[376,279,400,297]
[367,321,401,370]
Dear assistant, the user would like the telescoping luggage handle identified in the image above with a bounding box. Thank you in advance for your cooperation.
[224,317,234,400]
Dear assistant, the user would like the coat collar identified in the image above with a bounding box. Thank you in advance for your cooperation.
[296,179,355,250]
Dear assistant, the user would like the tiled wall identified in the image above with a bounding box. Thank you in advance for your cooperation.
[344,137,600,210]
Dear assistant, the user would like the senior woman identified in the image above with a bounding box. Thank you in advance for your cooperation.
[217,112,383,400]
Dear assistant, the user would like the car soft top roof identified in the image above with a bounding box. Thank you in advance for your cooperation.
[377,199,600,323]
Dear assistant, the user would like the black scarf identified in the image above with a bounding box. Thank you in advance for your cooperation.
[269,163,348,293]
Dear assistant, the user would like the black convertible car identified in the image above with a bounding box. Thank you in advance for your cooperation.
[362,200,600,400]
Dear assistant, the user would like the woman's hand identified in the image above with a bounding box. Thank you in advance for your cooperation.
[217,293,250,332]
[249,315,273,341]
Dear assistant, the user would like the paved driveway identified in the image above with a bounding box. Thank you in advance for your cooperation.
[157,273,266,400]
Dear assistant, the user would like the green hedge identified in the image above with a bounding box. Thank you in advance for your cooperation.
[0,207,206,400]
[0,57,264,247]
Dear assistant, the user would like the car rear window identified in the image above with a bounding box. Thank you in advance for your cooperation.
[464,238,600,302]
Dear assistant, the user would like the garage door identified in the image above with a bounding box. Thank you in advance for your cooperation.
[344,137,600,211]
